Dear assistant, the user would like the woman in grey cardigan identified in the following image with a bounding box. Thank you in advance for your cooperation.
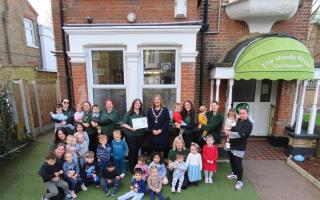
[225,107,252,191]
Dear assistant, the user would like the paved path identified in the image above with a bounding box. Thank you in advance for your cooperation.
[244,160,320,200]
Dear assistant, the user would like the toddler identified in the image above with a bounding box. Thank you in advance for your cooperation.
[148,166,170,200]
[224,108,237,151]
[65,135,78,161]
[92,104,102,134]
[111,129,127,177]
[50,104,74,131]
[202,135,218,183]
[74,123,90,146]
[76,133,88,167]
[117,168,146,200]
[148,152,168,185]
[96,134,112,172]
[186,142,202,185]
[134,155,148,181]
[198,105,208,139]
[101,161,122,197]
[38,151,73,200]
[74,103,84,123]
[170,153,187,193]
[172,103,186,136]
[63,151,87,198]
[82,151,100,187]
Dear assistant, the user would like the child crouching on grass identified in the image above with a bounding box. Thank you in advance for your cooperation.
[148,166,170,200]
[117,168,146,200]
[39,151,73,200]
[101,161,122,197]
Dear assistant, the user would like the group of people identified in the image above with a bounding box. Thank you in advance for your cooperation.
[39,95,253,200]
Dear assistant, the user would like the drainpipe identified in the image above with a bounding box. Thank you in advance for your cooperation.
[198,0,209,105]
[59,0,73,106]
[2,0,12,64]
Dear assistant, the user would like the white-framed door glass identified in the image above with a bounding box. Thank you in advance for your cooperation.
[142,49,179,111]
[233,79,276,136]
[90,50,127,117]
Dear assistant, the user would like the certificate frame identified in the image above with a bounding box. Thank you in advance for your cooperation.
[132,117,148,129]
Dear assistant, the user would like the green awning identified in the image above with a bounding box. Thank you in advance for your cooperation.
[235,36,314,80]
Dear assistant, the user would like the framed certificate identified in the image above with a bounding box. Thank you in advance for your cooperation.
[132,117,148,129]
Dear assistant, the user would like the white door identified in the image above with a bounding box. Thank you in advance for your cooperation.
[233,80,277,136]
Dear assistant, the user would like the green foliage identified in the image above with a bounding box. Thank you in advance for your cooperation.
[0,82,17,155]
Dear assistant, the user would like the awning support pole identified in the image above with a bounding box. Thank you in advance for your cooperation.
[307,79,320,135]
[290,80,300,127]
[215,79,221,102]
[295,80,308,135]
[227,79,234,110]
[210,79,214,106]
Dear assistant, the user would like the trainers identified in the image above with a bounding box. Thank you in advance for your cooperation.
[235,181,243,191]
[111,190,118,197]
[65,193,73,200]
[205,177,209,183]
[105,189,111,197]
[120,173,125,178]
[81,184,88,191]
[71,191,77,199]
[208,178,213,184]
[226,174,237,180]
[171,187,176,193]
[41,196,48,200]
[177,188,182,193]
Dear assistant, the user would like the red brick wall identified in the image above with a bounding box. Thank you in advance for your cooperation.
[71,63,88,105]
[181,62,196,103]
[272,81,295,135]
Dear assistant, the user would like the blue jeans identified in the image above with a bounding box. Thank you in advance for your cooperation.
[149,190,166,200]
[64,176,83,191]
[99,159,109,174]
[101,178,120,192]
[117,190,144,200]
[114,158,126,174]
[83,175,99,186]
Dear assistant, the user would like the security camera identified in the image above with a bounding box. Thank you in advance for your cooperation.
[86,16,93,24]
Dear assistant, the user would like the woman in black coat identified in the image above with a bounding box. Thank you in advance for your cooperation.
[225,107,253,191]
[147,95,170,158]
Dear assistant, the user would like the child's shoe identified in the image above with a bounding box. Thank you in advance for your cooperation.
[65,193,73,200]
[111,190,118,197]
[205,177,209,183]
[177,188,182,193]
[41,196,48,200]
[235,181,243,191]
[208,178,213,184]
[81,184,87,191]
[171,187,176,193]
[71,191,77,199]
[120,173,125,178]
[105,189,111,197]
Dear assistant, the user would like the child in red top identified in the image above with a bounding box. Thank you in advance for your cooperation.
[173,103,186,136]
[202,134,218,184]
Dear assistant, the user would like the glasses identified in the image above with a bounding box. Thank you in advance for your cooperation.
[63,102,69,104]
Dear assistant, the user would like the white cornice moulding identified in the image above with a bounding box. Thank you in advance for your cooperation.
[63,25,201,35]
[67,52,86,63]
[225,0,300,33]
[180,52,198,63]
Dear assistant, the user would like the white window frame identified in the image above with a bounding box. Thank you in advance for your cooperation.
[140,47,181,105]
[23,18,37,48]
[87,48,127,105]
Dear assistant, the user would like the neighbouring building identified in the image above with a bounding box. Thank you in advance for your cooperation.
[52,0,319,156]
[0,0,41,66]
[39,25,57,72]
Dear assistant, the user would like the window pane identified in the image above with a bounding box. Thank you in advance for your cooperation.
[143,89,176,112]
[143,50,175,85]
[24,19,35,46]
[92,51,124,85]
[232,80,256,102]
[260,79,272,102]
[93,88,127,117]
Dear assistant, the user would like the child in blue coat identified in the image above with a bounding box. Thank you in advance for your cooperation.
[111,129,128,177]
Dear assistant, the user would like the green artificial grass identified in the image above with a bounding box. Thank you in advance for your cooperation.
[0,140,260,200]
[303,114,320,126]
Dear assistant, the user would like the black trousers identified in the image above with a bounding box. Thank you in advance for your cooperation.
[125,134,143,173]
[228,151,243,182]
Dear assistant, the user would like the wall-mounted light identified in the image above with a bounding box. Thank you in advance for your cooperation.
[86,16,93,24]
[127,12,137,23]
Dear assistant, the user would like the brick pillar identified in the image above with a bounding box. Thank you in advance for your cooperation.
[181,62,196,103]
[71,63,88,105]
[272,80,295,136]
